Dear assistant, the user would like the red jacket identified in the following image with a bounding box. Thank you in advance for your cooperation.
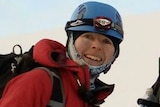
[0,39,114,107]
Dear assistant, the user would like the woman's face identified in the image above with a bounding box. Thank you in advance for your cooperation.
[74,32,115,66]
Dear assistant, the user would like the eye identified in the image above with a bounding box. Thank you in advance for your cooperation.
[83,34,93,39]
[103,39,113,45]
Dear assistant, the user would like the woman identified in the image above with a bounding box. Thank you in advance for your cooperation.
[0,1,124,107]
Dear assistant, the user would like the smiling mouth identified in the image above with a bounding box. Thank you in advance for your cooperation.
[85,55,102,61]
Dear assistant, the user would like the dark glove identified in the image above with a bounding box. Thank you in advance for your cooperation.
[137,98,160,107]
[137,57,160,107]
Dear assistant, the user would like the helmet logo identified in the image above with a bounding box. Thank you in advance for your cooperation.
[94,17,112,31]
[77,5,86,19]
[70,20,85,26]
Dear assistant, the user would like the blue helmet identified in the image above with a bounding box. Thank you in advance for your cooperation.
[65,1,124,44]
[65,1,124,74]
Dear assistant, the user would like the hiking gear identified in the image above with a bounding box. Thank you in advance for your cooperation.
[0,44,34,97]
[137,57,160,107]
[65,1,123,74]
[0,44,63,107]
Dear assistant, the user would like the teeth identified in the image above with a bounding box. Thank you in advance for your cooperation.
[86,55,101,61]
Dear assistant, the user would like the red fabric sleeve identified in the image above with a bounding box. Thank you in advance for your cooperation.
[0,69,53,107]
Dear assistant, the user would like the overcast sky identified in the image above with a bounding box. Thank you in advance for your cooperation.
[0,0,160,37]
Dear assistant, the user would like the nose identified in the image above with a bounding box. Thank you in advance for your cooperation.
[91,40,102,50]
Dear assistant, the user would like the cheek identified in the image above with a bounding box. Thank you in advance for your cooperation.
[104,46,115,62]
[74,39,88,55]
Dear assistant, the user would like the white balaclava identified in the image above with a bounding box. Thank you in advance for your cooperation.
[66,32,118,90]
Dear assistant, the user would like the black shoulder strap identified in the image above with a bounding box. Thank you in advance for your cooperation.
[36,67,64,107]
[48,69,64,107]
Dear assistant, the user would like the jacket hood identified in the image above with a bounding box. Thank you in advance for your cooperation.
[33,39,80,69]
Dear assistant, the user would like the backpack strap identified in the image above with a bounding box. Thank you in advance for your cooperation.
[35,67,64,107]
